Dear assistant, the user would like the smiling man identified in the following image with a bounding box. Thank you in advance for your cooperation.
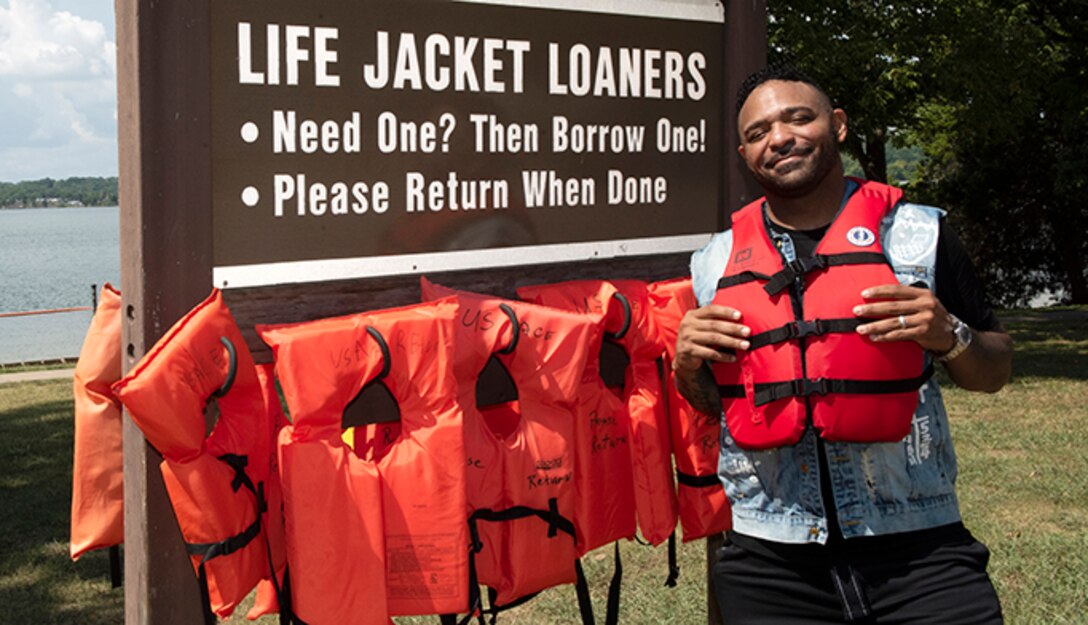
[674,65,1012,623]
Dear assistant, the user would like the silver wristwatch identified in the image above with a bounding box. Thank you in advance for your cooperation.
[936,314,973,362]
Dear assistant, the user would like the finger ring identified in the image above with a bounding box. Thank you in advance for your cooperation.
[898,315,907,329]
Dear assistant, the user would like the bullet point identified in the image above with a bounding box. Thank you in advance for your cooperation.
[241,186,259,206]
[240,122,259,143]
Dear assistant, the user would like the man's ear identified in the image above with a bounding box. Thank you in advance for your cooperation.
[737,143,746,159]
[832,109,848,143]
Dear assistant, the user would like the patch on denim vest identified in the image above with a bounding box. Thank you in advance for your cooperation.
[906,384,934,466]
[886,204,939,266]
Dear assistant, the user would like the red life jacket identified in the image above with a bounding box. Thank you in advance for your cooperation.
[112,290,286,622]
[647,277,731,541]
[713,180,931,450]
[258,297,468,622]
[70,283,124,561]
[517,279,678,548]
[421,278,592,614]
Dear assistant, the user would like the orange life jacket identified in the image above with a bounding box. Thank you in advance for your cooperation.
[647,277,731,542]
[70,283,124,561]
[517,279,678,548]
[112,289,286,622]
[258,297,468,622]
[713,180,930,449]
[421,278,592,615]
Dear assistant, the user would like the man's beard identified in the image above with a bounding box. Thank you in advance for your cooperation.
[753,138,840,199]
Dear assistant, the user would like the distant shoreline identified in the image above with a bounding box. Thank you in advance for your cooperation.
[0,176,117,209]
[0,204,118,210]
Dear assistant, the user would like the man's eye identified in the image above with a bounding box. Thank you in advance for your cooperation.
[747,131,766,142]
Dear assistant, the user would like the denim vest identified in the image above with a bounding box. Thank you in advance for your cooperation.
[690,193,961,544]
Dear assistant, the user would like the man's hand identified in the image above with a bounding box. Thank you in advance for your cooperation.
[853,283,1013,392]
[674,304,752,372]
[852,284,956,353]
[672,304,751,418]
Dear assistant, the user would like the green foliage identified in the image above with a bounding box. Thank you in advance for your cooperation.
[910,1,1088,306]
[0,177,118,208]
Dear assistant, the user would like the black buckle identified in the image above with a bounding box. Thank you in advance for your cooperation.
[792,377,831,397]
[789,319,825,339]
[784,258,807,277]
[786,256,827,278]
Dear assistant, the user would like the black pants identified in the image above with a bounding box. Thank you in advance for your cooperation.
[711,529,1003,624]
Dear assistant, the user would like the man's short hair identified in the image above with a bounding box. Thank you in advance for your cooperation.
[735,65,832,117]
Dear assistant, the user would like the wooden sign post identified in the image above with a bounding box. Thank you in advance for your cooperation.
[116,1,765,622]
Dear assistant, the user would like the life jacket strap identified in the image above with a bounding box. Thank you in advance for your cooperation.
[752,365,935,407]
[747,318,863,350]
[218,454,263,504]
[467,499,577,542]
[716,270,772,290]
[665,532,680,588]
[108,545,122,589]
[716,251,890,298]
[717,384,745,399]
[675,470,721,488]
[574,558,596,625]
[605,542,622,625]
[183,500,263,563]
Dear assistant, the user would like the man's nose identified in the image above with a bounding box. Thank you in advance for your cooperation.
[767,123,794,152]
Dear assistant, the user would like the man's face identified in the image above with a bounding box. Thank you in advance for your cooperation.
[737,80,847,198]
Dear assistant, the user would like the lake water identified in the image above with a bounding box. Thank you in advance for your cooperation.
[0,206,120,364]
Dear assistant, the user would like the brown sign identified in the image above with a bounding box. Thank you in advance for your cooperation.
[210,0,723,288]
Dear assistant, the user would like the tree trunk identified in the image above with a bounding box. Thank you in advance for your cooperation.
[862,128,888,183]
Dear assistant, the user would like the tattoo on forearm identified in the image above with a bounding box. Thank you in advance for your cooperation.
[675,363,722,419]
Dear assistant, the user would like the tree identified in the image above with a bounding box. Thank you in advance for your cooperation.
[910,1,1088,305]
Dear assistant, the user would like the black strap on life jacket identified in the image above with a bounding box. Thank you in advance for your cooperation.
[716,270,772,290]
[717,252,888,297]
[751,365,935,407]
[717,384,745,399]
[665,532,680,588]
[604,542,623,625]
[746,318,863,350]
[762,252,888,296]
[676,470,721,488]
[108,545,122,588]
[719,365,934,408]
[447,498,593,625]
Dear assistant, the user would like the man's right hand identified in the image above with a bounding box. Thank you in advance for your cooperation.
[674,304,752,373]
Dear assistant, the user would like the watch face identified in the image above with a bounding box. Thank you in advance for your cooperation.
[955,319,972,343]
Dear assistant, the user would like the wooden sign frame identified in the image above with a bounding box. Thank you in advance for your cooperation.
[116,1,765,622]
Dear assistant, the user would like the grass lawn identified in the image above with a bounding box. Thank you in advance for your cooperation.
[0,308,1084,624]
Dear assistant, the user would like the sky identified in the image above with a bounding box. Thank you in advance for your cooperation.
[0,0,117,182]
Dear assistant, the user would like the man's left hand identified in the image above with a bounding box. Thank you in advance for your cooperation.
[852,284,956,353]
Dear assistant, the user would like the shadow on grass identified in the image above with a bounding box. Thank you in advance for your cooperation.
[1001,311,1088,382]
[0,388,123,624]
